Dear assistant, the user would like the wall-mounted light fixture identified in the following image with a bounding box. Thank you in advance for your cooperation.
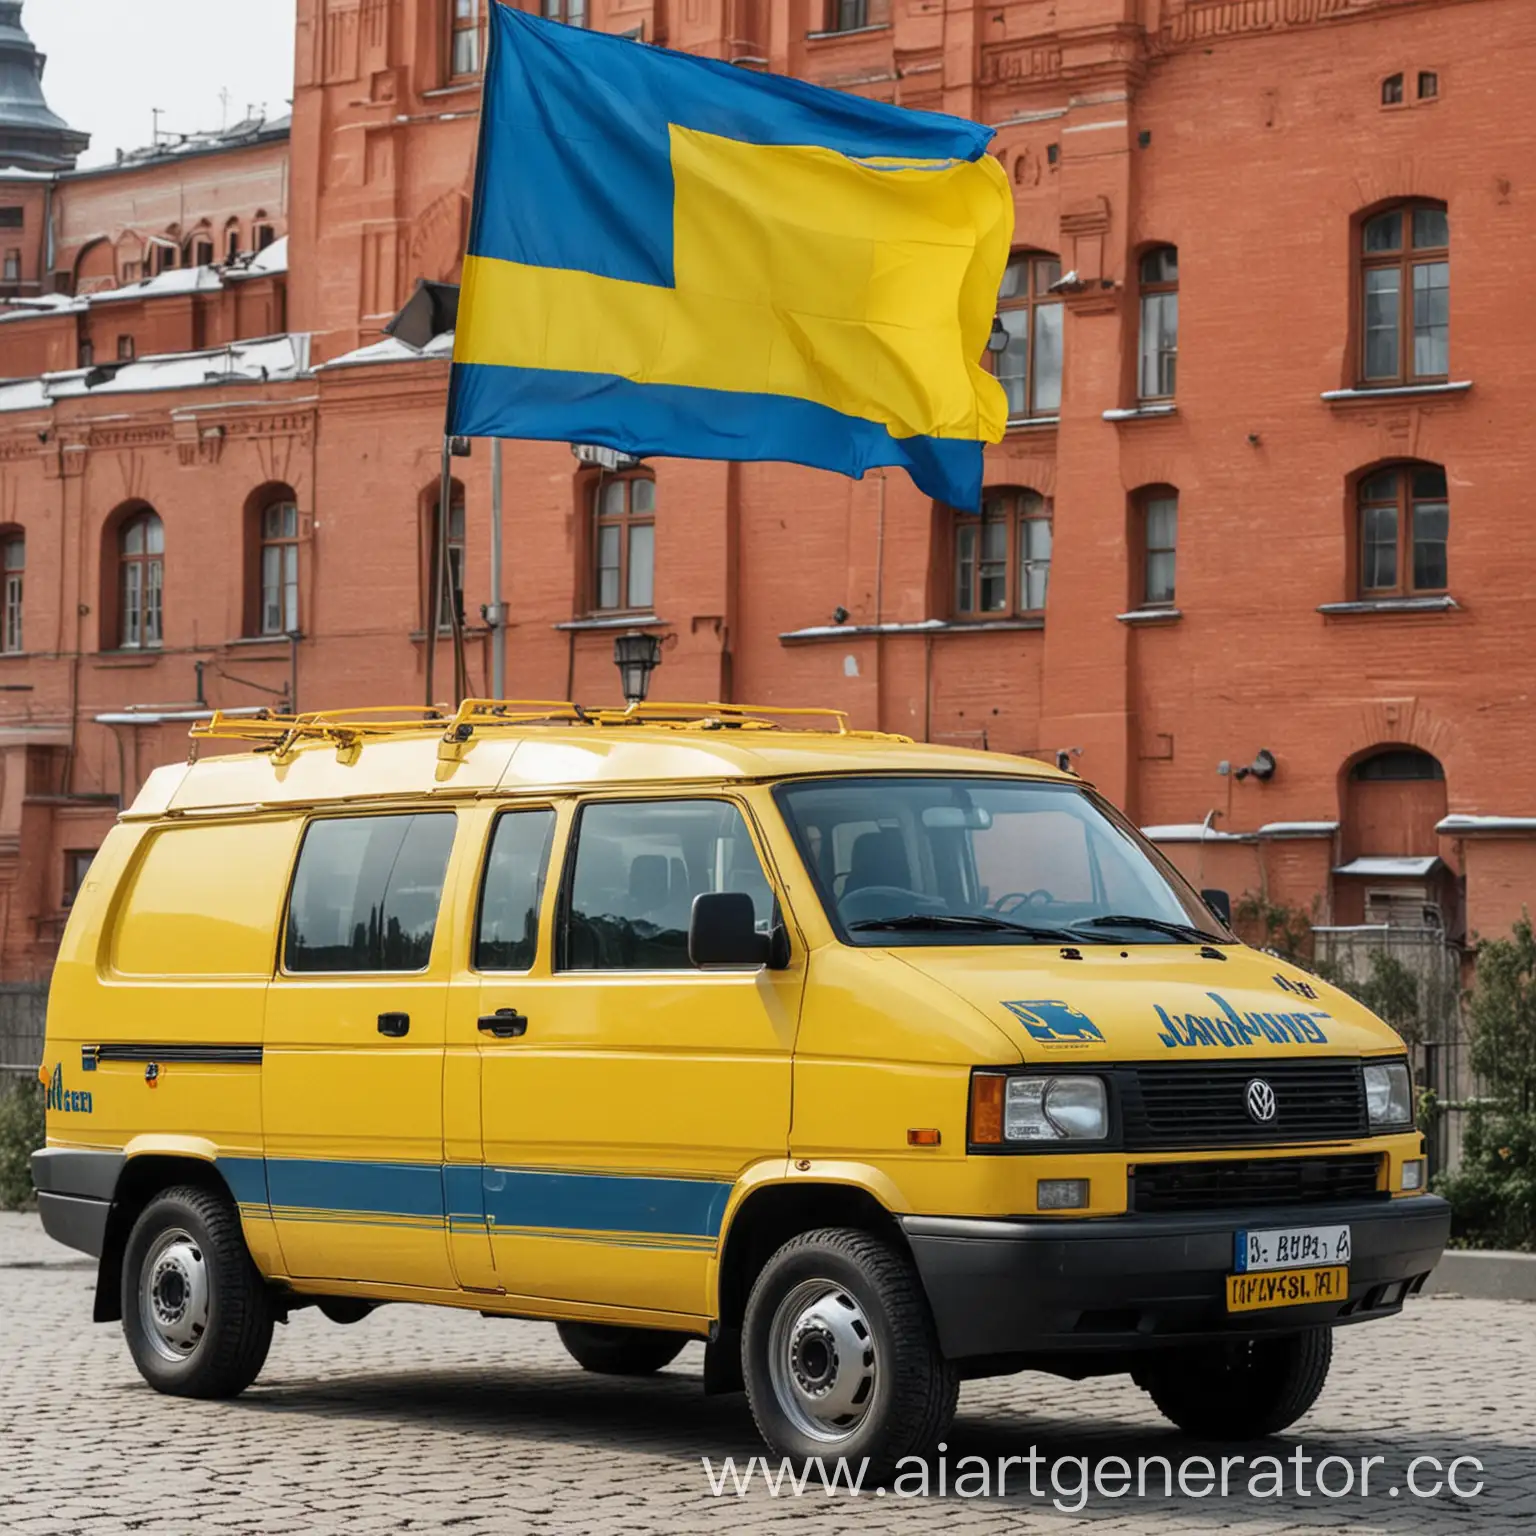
[614,629,662,705]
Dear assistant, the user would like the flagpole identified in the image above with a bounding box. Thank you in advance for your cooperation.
[435,0,499,709]
[426,434,450,707]
[489,436,506,698]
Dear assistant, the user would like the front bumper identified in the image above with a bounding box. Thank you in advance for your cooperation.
[902,1194,1451,1361]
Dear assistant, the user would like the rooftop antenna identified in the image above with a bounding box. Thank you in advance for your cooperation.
[151,107,164,147]
[218,87,231,130]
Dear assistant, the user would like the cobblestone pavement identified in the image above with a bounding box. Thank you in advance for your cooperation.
[2,1213,1532,1535]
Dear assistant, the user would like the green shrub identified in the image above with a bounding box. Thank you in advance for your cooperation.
[1466,913,1536,1113]
[1232,892,1316,963]
[1435,1107,1536,1252]
[0,1076,43,1210]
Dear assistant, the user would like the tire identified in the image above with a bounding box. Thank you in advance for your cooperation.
[120,1184,274,1399]
[556,1321,688,1376]
[1136,1328,1333,1439]
[742,1227,958,1480]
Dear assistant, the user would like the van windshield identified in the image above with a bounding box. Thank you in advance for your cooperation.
[774,776,1229,946]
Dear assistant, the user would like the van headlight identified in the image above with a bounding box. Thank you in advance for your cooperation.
[1363,1061,1413,1129]
[1002,1076,1107,1142]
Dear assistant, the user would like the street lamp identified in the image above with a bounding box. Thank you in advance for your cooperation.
[614,630,661,705]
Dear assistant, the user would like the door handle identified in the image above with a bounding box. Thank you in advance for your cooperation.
[477,1008,528,1039]
[377,1012,410,1038]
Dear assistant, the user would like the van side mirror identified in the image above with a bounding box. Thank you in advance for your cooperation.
[689,892,770,969]
[1201,888,1233,927]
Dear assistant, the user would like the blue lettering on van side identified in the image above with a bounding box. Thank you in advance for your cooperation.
[45,1062,93,1114]
[1154,992,1330,1049]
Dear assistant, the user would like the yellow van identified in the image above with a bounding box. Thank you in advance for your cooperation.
[32,700,1448,1472]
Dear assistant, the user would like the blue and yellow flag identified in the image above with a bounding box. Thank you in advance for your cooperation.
[449,5,1013,510]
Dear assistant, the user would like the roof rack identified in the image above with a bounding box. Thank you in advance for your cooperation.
[188,699,910,762]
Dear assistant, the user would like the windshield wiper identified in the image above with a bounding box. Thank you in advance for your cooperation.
[847,912,1082,941]
[1073,914,1229,945]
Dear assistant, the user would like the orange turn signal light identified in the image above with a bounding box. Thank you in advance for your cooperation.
[906,1128,942,1148]
[970,1073,1005,1145]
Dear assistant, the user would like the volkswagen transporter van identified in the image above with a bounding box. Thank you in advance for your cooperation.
[32,700,1449,1473]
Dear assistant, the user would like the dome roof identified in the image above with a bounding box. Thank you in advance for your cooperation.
[0,2,88,171]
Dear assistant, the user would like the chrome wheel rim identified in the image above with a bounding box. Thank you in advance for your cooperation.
[139,1227,210,1364]
[766,1278,878,1444]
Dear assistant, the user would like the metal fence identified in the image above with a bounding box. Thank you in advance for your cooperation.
[1314,923,1473,1174]
[0,983,47,1079]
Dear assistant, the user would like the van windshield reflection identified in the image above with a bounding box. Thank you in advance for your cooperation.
[773,777,1229,946]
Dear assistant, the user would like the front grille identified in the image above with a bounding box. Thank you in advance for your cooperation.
[1130,1153,1385,1214]
[1121,1059,1367,1151]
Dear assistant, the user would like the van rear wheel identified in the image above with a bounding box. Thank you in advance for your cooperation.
[556,1321,688,1376]
[1135,1328,1333,1439]
[742,1227,958,1480]
[121,1184,273,1399]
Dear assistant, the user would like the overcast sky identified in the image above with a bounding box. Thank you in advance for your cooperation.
[26,1,298,167]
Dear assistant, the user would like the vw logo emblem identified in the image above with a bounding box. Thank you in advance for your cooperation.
[1246,1078,1278,1123]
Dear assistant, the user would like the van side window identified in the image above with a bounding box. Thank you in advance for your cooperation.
[562,799,773,970]
[475,808,557,971]
[285,813,456,973]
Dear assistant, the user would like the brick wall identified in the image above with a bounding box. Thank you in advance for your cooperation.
[0,0,1530,977]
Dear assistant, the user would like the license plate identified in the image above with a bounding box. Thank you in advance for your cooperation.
[1227,1265,1348,1313]
[1234,1223,1351,1273]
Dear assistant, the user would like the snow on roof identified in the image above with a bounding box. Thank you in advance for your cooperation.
[0,334,310,413]
[75,114,292,178]
[1436,814,1536,835]
[319,329,456,369]
[1140,823,1252,843]
[244,235,287,277]
[0,293,86,323]
[1333,856,1443,879]
[88,264,225,304]
[0,376,49,411]
[1258,820,1340,838]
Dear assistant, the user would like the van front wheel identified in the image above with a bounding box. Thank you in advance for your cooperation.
[1135,1329,1333,1439]
[556,1322,688,1376]
[742,1227,958,1479]
[121,1185,273,1399]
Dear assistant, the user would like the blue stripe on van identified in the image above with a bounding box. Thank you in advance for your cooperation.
[482,1167,732,1240]
[443,1163,485,1225]
[263,1157,447,1220]
[220,1156,270,1209]
[223,1156,732,1246]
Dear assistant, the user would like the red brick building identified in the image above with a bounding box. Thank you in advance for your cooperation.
[0,0,1530,984]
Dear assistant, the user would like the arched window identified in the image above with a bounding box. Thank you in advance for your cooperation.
[190,227,214,268]
[1350,749,1444,783]
[224,219,242,264]
[246,487,300,637]
[422,481,466,632]
[1,530,22,654]
[953,488,1052,618]
[1138,246,1179,401]
[592,473,655,613]
[1358,463,1448,597]
[449,0,482,76]
[994,252,1063,422]
[1135,486,1179,606]
[118,511,164,649]
[1360,202,1448,385]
